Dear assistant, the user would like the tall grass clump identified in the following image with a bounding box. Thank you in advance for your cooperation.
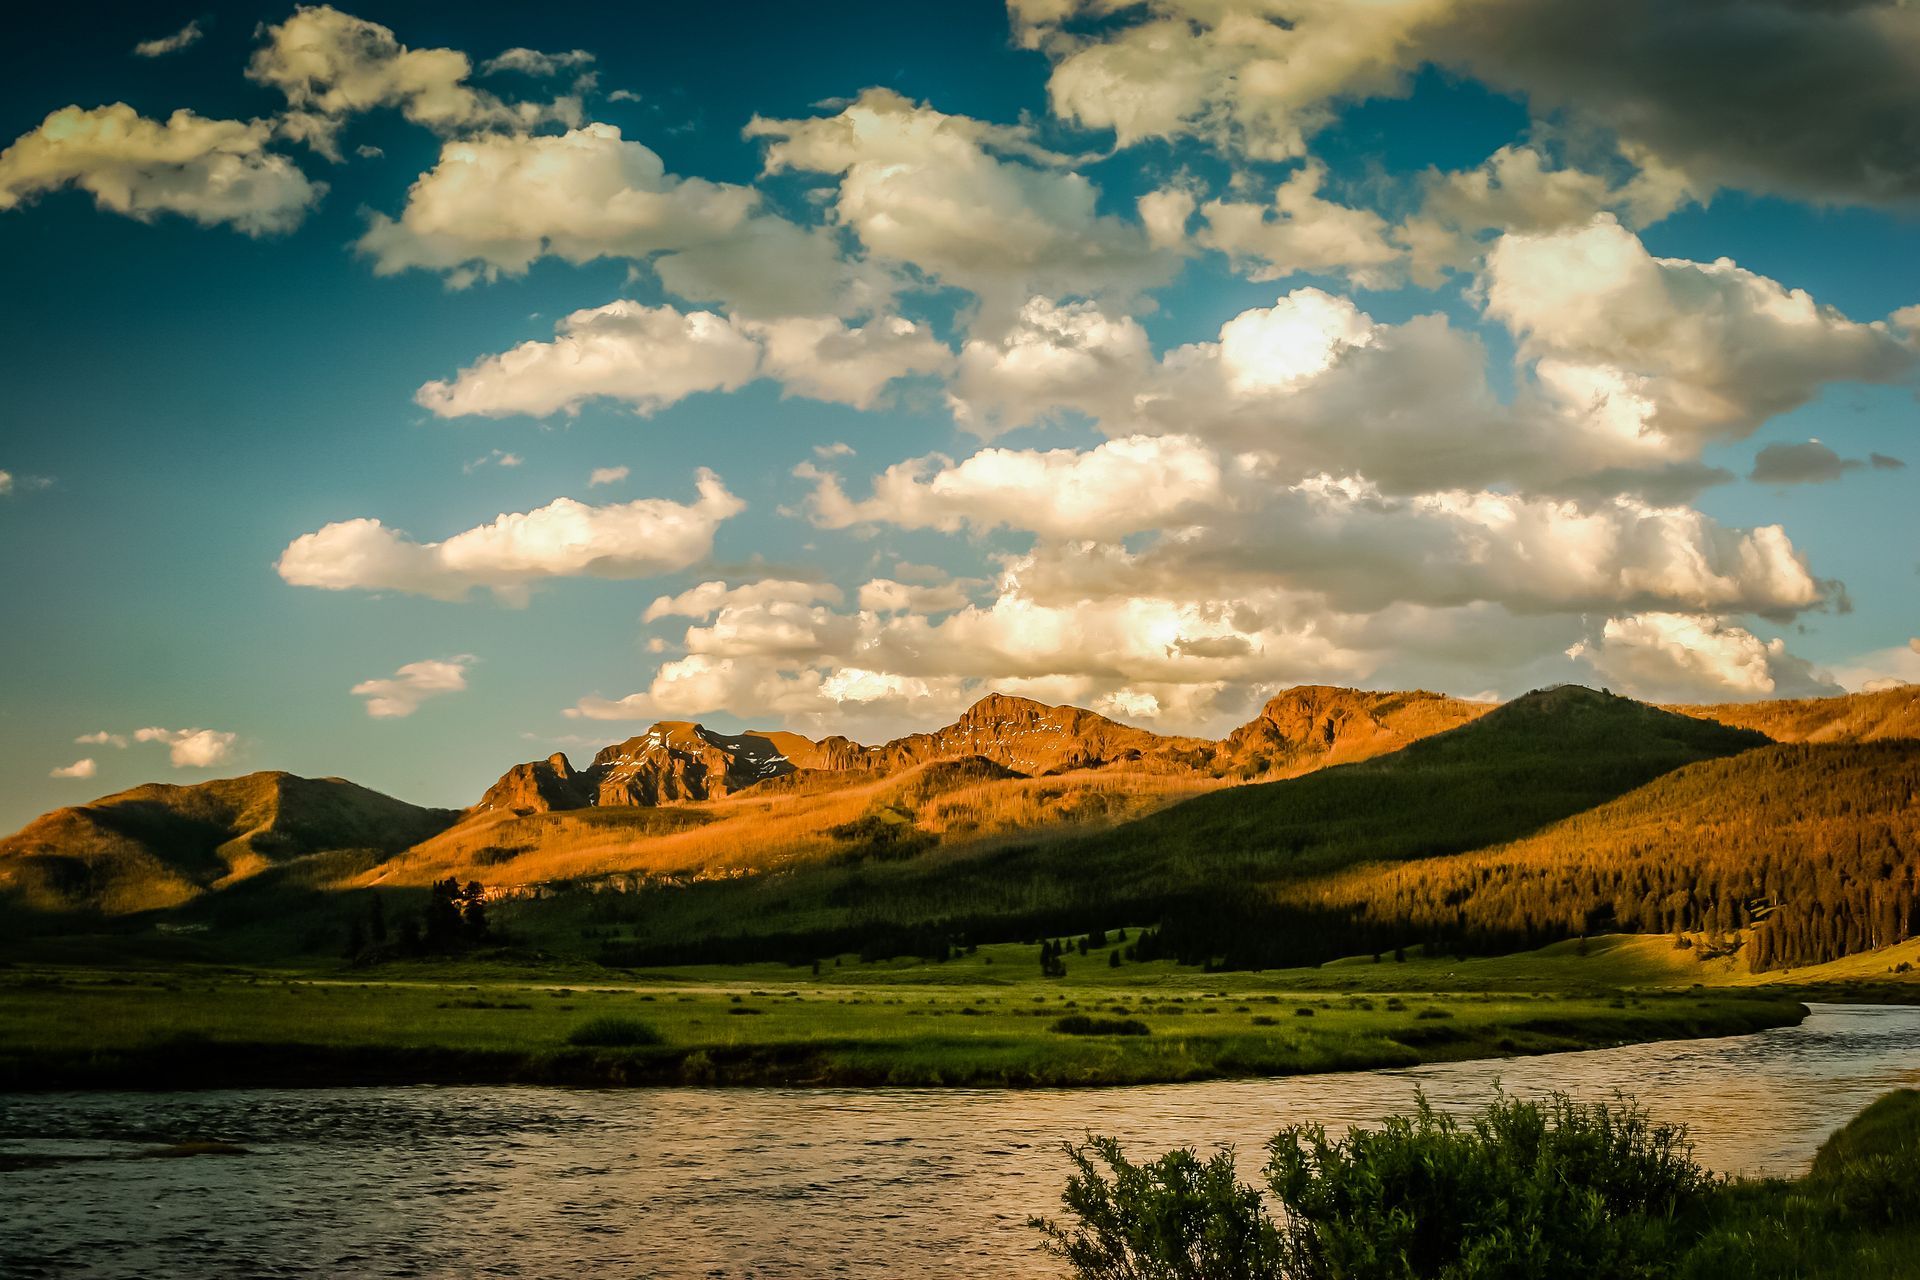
[566,1015,664,1048]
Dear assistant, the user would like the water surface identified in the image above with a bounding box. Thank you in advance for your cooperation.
[3,1003,1917,1279]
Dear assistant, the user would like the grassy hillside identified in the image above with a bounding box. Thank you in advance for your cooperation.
[0,773,456,917]
[1672,686,1920,742]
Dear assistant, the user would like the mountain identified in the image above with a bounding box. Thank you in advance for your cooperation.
[469,692,1210,817]
[472,724,808,815]
[590,685,1781,962]
[1670,686,1920,743]
[1211,685,1492,777]
[0,773,457,916]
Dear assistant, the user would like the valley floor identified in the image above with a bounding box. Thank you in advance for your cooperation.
[4,932,1898,1090]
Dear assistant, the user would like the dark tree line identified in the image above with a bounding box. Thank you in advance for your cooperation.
[345,879,492,961]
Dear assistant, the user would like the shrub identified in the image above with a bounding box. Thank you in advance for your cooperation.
[566,1016,664,1047]
[1037,1092,1713,1279]
[1051,1015,1151,1037]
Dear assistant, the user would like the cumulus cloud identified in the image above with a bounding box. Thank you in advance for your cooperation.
[1829,638,1920,693]
[857,578,979,614]
[749,314,954,409]
[799,435,1223,540]
[1750,440,1862,486]
[1484,216,1917,449]
[0,104,322,235]
[276,469,744,604]
[417,302,761,418]
[134,20,204,58]
[247,5,581,158]
[1399,143,1696,281]
[643,579,842,623]
[1196,161,1404,287]
[1567,612,1839,703]
[0,471,10,496]
[1013,0,1920,206]
[747,88,1178,312]
[418,301,950,417]
[49,758,97,779]
[352,655,474,718]
[134,726,239,768]
[357,124,855,312]
[588,466,629,487]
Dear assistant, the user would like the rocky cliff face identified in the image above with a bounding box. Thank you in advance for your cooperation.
[1213,686,1492,776]
[468,687,1489,815]
[864,693,1207,775]
[470,692,1209,815]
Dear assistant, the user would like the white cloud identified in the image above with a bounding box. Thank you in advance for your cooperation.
[49,758,97,779]
[462,449,523,474]
[276,470,744,604]
[947,296,1156,436]
[0,104,322,235]
[747,88,1178,313]
[134,726,239,769]
[418,301,951,418]
[643,579,843,623]
[247,6,581,158]
[76,731,129,748]
[748,314,953,409]
[588,465,630,487]
[799,434,1222,540]
[352,655,475,718]
[1484,216,1917,449]
[857,578,979,614]
[417,302,761,418]
[479,48,594,77]
[1197,161,1404,287]
[0,471,10,496]
[1567,612,1839,703]
[357,125,855,313]
[1829,638,1920,694]
[1399,143,1696,280]
[134,20,204,58]
[1012,0,1439,162]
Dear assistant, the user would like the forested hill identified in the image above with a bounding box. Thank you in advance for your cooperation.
[1269,741,1920,972]
[1014,684,1769,904]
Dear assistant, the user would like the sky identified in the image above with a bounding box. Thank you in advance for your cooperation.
[0,0,1916,828]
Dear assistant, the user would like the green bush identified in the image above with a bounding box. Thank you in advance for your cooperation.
[1051,1015,1151,1037]
[1037,1092,1713,1279]
[565,1015,664,1047]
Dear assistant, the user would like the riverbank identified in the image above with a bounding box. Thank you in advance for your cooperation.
[0,940,1811,1089]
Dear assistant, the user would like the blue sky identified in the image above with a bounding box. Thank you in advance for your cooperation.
[0,1,1915,828]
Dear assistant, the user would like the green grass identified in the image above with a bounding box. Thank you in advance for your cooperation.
[0,934,1807,1090]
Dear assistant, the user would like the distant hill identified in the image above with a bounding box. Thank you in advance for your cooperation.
[0,773,457,915]
[1669,686,1920,743]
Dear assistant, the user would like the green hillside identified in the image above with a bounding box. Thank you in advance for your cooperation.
[0,772,457,917]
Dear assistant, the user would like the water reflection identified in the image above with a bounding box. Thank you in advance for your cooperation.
[2,1004,1916,1279]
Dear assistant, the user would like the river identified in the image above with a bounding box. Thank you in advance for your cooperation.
[2,1003,1917,1279]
